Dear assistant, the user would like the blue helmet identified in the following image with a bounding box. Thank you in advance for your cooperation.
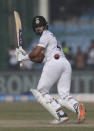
[32,16,48,32]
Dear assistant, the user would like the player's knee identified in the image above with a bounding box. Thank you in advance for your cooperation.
[38,87,49,95]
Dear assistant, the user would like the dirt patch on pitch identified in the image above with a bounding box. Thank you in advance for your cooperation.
[0,120,93,127]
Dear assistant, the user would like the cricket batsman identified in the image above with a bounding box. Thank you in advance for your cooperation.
[15,16,86,124]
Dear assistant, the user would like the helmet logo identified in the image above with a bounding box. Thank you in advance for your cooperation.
[35,18,40,24]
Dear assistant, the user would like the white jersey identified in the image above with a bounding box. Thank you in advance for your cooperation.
[38,30,65,62]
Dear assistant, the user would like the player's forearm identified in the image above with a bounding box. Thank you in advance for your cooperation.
[20,53,44,63]
[16,45,45,62]
[29,53,45,63]
[29,46,44,59]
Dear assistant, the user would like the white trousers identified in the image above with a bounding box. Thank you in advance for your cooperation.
[37,57,71,96]
[37,57,78,112]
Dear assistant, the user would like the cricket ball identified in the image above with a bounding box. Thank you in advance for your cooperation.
[54,54,60,59]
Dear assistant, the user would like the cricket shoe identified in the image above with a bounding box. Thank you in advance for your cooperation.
[50,113,69,125]
[78,103,86,123]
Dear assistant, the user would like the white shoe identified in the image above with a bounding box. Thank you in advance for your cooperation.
[50,113,69,124]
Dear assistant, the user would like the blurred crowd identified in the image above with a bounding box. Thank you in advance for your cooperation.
[62,40,94,70]
[8,40,94,71]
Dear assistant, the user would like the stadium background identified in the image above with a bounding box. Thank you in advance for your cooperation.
[0,0,94,98]
[0,0,94,130]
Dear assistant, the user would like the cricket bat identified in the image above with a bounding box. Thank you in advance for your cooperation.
[14,10,23,67]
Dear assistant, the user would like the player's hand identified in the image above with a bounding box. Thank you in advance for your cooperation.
[18,46,26,55]
[15,48,24,62]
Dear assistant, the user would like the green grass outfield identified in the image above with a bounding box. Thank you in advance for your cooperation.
[0,102,94,131]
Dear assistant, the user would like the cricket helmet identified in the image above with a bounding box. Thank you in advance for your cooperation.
[32,16,48,32]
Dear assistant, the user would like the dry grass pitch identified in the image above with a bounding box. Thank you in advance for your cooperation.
[0,102,93,131]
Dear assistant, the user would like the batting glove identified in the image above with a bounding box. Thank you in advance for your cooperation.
[18,46,27,55]
[15,48,24,62]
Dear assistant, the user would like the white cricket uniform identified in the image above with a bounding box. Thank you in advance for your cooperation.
[37,30,78,108]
